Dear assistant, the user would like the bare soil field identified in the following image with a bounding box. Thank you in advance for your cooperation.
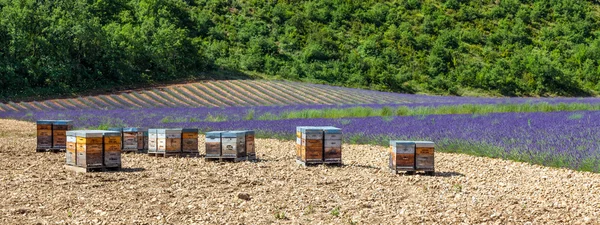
[1,119,599,224]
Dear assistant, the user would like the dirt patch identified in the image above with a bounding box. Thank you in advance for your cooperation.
[0,119,599,224]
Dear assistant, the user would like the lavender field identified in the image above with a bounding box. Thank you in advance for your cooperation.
[1,81,600,172]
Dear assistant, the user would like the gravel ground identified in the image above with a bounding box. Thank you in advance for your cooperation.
[1,119,599,224]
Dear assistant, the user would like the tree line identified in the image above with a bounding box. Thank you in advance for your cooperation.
[1,0,599,99]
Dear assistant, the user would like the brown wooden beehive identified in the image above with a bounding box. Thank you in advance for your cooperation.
[182,128,199,153]
[165,129,182,154]
[137,128,148,151]
[244,130,256,160]
[52,120,72,149]
[205,131,223,158]
[76,131,104,168]
[300,128,324,164]
[103,131,122,168]
[389,141,416,172]
[323,127,342,164]
[36,120,53,150]
[122,128,138,151]
[415,141,435,174]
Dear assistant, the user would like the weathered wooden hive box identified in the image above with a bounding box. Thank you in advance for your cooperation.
[36,120,54,150]
[52,120,72,149]
[300,127,324,164]
[389,141,416,172]
[137,128,148,151]
[103,131,122,168]
[122,127,138,151]
[182,128,199,153]
[165,129,182,154]
[295,127,305,161]
[65,131,79,165]
[414,141,435,174]
[76,130,104,168]
[221,131,246,159]
[205,131,224,158]
[156,129,167,153]
[148,129,158,154]
[322,127,342,164]
[244,130,256,160]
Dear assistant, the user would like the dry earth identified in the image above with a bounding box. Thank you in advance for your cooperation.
[1,119,599,224]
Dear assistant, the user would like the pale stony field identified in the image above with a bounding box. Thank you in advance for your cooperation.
[0,119,599,224]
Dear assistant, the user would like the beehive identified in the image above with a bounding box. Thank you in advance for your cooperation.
[122,127,138,150]
[52,120,72,149]
[156,129,167,153]
[36,120,53,150]
[165,129,182,153]
[148,129,158,153]
[323,127,342,164]
[295,127,305,161]
[414,141,435,173]
[137,128,148,151]
[389,141,416,172]
[182,128,199,153]
[103,131,122,168]
[65,131,78,165]
[300,127,324,164]
[205,131,223,158]
[76,130,104,168]
[221,131,246,158]
[244,130,256,160]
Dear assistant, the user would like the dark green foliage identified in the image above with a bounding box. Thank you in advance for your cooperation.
[1,0,600,99]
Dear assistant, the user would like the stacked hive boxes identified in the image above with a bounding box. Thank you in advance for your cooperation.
[182,128,199,154]
[122,128,138,152]
[36,120,53,150]
[244,130,256,160]
[65,130,122,171]
[296,126,343,166]
[165,129,182,155]
[389,140,435,175]
[156,129,167,153]
[148,129,158,154]
[137,128,149,152]
[205,130,254,162]
[205,131,224,158]
[36,120,72,151]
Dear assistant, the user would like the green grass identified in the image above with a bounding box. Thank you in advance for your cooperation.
[254,102,600,121]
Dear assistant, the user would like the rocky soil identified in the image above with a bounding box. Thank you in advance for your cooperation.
[0,119,599,224]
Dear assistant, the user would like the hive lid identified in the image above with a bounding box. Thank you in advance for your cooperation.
[108,128,123,132]
[414,141,435,148]
[182,128,199,133]
[76,130,107,137]
[205,131,225,138]
[137,128,148,132]
[222,131,246,138]
[321,126,342,134]
[36,120,54,125]
[67,130,84,136]
[390,140,416,145]
[243,130,255,135]
[103,131,122,137]
[52,120,73,125]
[123,127,138,132]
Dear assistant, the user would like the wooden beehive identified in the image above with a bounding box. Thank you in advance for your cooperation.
[156,129,167,153]
[36,120,53,150]
[122,127,138,151]
[300,127,324,164]
[414,141,435,174]
[323,127,342,164]
[137,128,148,151]
[205,131,223,158]
[76,131,104,168]
[221,131,246,159]
[182,128,199,153]
[295,127,304,161]
[148,129,158,153]
[52,120,72,149]
[165,129,182,153]
[103,131,122,168]
[65,131,78,166]
[244,130,256,160]
[389,141,416,172]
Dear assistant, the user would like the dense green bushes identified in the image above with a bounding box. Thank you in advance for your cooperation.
[1,0,600,99]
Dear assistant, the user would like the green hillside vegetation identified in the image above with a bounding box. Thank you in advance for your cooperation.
[1,0,600,99]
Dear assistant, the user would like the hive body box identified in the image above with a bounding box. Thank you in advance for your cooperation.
[104,131,122,168]
[301,127,324,164]
[165,129,182,154]
[52,120,73,149]
[137,128,148,151]
[66,131,79,165]
[36,120,54,150]
[205,131,224,158]
[322,127,342,164]
[221,131,246,159]
[415,141,435,173]
[244,130,256,160]
[182,128,199,153]
[122,127,138,151]
[76,130,105,168]
[148,129,158,153]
